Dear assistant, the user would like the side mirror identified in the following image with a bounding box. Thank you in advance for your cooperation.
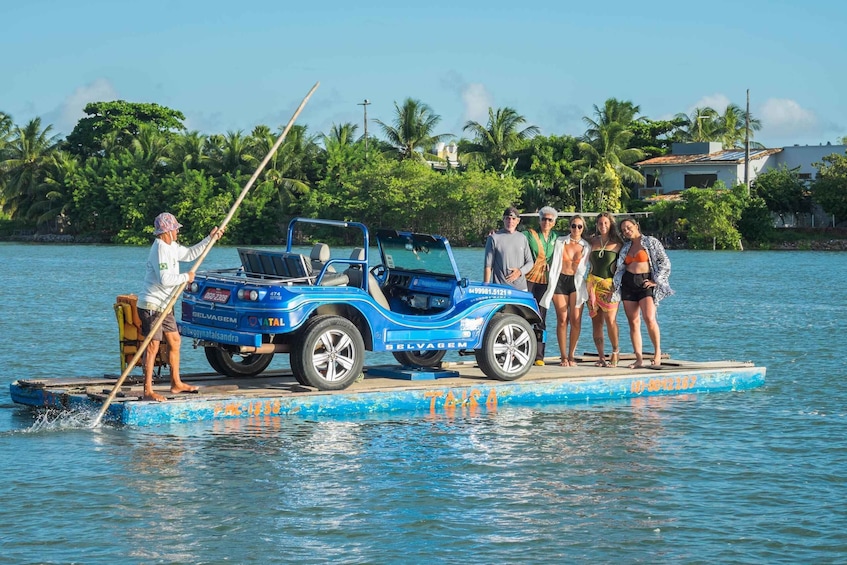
[460,278,469,288]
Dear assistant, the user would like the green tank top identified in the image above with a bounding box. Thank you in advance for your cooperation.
[590,250,618,278]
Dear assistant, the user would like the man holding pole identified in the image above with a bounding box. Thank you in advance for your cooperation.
[138,212,223,401]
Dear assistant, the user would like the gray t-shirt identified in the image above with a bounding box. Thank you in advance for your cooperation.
[484,229,533,290]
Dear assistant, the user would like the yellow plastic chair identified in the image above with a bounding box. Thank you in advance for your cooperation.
[114,294,168,373]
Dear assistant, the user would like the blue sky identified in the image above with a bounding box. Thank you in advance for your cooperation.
[3,0,845,148]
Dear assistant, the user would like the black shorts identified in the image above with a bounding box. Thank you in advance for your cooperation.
[620,271,654,302]
[554,273,577,295]
[139,309,178,341]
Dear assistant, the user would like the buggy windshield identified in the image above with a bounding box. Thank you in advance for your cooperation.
[376,230,458,278]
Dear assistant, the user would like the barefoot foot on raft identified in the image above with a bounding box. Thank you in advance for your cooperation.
[610,351,620,367]
[171,383,199,394]
[143,391,167,402]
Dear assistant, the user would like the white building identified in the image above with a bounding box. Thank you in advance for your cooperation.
[636,142,847,198]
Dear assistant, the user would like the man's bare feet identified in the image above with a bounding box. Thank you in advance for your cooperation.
[628,360,644,369]
[143,390,167,402]
[171,382,198,394]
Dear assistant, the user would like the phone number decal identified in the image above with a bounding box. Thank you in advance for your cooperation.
[631,375,698,394]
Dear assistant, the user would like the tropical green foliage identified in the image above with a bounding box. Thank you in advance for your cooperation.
[736,195,774,244]
[812,151,847,220]
[629,117,687,159]
[0,117,60,222]
[753,165,810,215]
[375,98,451,161]
[718,104,762,149]
[0,94,822,248]
[462,107,539,172]
[674,104,761,148]
[577,99,645,212]
[527,135,580,211]
[302,153,521,244]
[680,183,746,249]
[65,100,186,157]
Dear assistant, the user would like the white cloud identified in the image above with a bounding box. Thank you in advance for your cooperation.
[758,98,819,136]
[688,93,732,114]
[53,78,119,134]
[461,83,493,125]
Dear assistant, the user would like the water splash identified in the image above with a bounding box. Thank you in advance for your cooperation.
[23,407,106,432]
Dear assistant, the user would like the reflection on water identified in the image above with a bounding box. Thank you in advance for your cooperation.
[1,245,847,562]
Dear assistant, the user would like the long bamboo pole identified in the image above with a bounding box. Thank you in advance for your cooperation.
[91,82,319,427]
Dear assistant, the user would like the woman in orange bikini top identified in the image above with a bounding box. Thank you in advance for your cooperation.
[623,249,648,267]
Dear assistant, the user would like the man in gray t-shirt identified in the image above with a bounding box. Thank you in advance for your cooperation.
[483,207,534,291]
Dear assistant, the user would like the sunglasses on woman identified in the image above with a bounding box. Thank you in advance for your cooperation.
[570,224,583,229]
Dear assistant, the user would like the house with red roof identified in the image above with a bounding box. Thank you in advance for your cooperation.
[635,142,846,199]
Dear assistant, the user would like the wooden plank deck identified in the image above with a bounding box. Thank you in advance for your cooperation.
[9,354,766,426]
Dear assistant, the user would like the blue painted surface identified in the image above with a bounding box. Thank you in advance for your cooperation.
[366,366,460,380]
[10,366,765,427]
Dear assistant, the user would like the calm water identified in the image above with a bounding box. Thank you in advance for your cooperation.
[1,243,846,564]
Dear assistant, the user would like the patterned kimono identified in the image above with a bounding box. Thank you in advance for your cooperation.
[611,235,673,304]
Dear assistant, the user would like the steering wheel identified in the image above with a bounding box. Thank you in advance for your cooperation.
[370,264,386,280]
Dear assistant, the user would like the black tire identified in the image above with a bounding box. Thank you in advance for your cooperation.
[475,314,536,381]
[204,347,274,377]
[288,321,314,386]
[392,350,447,368]
[288,352,309,385]
[291,316,365,391]
[204,347,226,374]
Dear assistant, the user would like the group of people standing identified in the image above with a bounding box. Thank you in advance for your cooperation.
[483,207,673,369]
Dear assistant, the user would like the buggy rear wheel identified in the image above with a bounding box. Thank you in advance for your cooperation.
[291,316,365,391]
[204,347,274,377]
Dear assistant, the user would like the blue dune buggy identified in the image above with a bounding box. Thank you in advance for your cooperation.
[178,218,543,391]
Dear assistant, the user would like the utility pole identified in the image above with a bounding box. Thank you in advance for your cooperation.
[744,89,751,196]
[358,99,371,160]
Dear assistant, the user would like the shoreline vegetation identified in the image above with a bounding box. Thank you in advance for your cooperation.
[3,228,846,251]
[2,99,845,250]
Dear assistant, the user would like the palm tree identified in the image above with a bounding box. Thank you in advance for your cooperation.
[0,112,12,153]
[577,100,646,211]
[274,124,320,195]
[0,112,12,208]
[321,122,364,180]
[30,152,79,228]
[218,130,256,176]
[583,98,642,134]
[462,107,540,172]
[0,117,60,220]
[323,122,359,147]
[169,130,209,172]
[375,98,450,160]
[250,124,320,207]
[129,124,172,171]
[675,107,722,142]
[718,103,762,149]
